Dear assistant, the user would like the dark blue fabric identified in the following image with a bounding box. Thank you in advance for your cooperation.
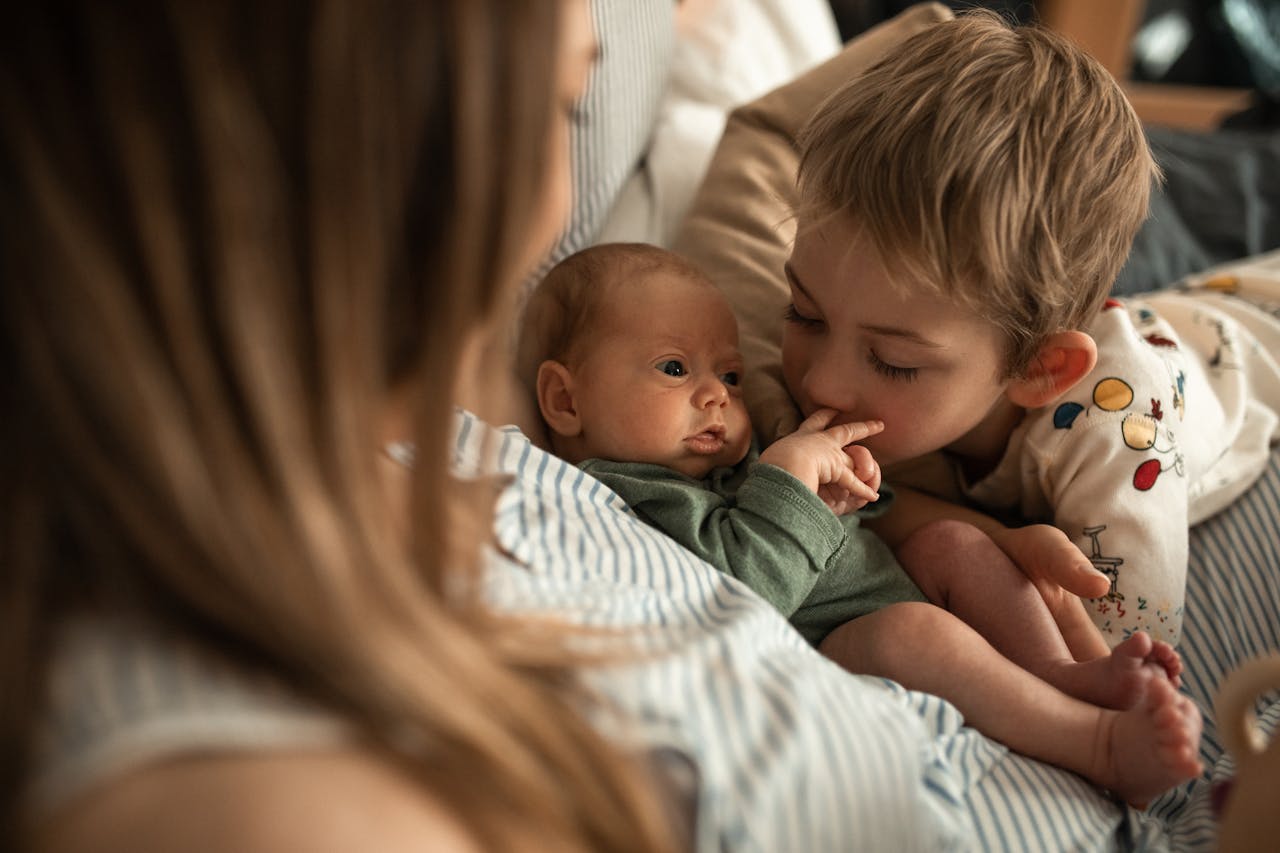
[1114,126,1280,295]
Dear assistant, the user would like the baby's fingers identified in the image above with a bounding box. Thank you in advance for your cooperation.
[834,465,879,507]
[818,483,851,515]
[825,418,884,447]
[795,407,840,435]
[845,445,881,492]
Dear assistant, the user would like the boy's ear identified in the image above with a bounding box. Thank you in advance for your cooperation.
[1005,331,1098,409]
[536,360,582,438]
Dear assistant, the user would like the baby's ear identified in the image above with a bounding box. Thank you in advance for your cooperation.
[1005,331,1098,409]
[536,360,582,438]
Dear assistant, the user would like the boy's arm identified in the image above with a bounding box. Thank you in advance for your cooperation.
[1044,422,1191,646]
[582,460,845,619]
[864,485,1110,603]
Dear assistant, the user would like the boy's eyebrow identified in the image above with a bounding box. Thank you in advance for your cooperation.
[782,262,810,300]
[858,324,946,349]
[784,262,945,349]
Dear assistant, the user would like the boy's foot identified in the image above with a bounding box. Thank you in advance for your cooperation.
[1040,632,1181,709]
[1092,677,1203,808]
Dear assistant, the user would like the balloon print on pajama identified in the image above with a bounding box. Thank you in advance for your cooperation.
[1052,376,1185,492]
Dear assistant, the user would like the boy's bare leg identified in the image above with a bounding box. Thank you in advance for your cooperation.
[896,520,1181,709]
[998,524,1114,662]
[819,602,1203,807]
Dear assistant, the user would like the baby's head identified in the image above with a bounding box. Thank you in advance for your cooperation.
[519,243,752,479]
[782,10,1159,466]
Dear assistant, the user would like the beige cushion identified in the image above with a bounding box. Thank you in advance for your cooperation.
[673,3,954,448]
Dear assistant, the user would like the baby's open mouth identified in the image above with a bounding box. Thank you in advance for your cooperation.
[686,425,727,453]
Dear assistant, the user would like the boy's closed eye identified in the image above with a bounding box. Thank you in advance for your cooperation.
[783,303,823,330]
[867,350,919,382]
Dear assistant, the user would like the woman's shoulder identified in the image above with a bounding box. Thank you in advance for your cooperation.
[31,616,487,851]
[30,615,351,824]
[34,748,482,853]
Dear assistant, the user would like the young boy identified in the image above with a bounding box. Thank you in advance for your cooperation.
[519,240,1202,807]
[780,11,1280,650]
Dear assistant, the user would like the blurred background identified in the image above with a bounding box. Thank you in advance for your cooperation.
[821,0,1279,296]
[826,0,1279,129]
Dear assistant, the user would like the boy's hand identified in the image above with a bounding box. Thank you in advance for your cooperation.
[989,523,1114,661]
[990,523,1111,608]
[759,408,884,515]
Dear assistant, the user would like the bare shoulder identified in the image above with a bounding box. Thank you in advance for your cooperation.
[33,748,482,853]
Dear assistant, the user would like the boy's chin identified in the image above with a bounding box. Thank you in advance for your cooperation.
[855,437,905,470]
[863,441,954,478]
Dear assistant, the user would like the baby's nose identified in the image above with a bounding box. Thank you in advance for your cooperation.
[696,377,729,408]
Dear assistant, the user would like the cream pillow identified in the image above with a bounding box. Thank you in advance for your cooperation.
[597,0,842,248]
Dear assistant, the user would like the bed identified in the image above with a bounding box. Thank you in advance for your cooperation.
[494,1,1280,848]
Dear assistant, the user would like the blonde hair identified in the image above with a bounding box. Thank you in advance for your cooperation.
[0,3,676,850]
[797,10,1159,377]
[517,242,714,392]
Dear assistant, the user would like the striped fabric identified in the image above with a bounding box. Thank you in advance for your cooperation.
[1130,443,1280,850]
[29,421,1275,849]
[474,420,977,850]
[465,415,1280,852]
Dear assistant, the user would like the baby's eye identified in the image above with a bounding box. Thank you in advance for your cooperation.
[657,359,686,377]
[720,371,740,387]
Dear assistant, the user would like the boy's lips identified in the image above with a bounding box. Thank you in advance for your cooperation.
[685,425,727,455]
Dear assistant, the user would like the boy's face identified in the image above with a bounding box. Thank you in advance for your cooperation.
[782,217,1011,468]
[568,273,752,479]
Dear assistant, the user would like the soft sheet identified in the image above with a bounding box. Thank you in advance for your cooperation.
[463,409,1280,851]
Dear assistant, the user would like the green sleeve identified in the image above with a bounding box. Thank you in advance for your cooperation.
[580,459,846,618]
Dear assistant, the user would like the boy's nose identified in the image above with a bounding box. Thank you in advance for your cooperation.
[801,359,857,415]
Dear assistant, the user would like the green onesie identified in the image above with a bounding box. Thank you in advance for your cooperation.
[580,451,926,645]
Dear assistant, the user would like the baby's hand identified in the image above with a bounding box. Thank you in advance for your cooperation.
[821,442,881,515]
[759,408,884,515]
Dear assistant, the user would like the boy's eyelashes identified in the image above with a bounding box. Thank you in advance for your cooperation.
[783,303,822,329]
[784,302,919,382]
[867,350,919,382]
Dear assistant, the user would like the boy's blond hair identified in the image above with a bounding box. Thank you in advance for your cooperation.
[517,242,715,393]
[797,10,1159,377]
